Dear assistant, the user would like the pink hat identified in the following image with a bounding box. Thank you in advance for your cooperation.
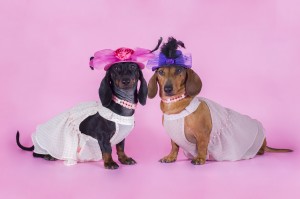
[89,47,155,71]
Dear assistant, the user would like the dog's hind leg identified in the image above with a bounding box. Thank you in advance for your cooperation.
[116,139,136,165]
[257,139,267,155]
[33,153,57,161]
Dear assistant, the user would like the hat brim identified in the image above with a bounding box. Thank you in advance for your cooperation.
[104,61,145,71]
[151,64,191,71]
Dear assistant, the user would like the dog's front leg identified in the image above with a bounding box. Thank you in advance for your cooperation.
[98,140,119,169]
[159,139,179,163]
[116,139,136,165]
[191,131,210,165]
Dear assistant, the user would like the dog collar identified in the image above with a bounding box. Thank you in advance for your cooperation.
[112,95,137,110]
[162,93,187,104]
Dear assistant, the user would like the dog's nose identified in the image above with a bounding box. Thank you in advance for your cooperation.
[122,78,131,85]
[164,85,173,94]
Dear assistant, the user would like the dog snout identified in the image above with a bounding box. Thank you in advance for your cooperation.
[164,84,173,94]
[121,78,131,85]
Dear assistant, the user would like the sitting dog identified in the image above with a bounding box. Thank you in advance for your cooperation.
[147,37,292,165]
[16,40,162,169]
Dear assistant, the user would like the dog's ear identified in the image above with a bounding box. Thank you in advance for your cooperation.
[99,71,112,107]
[137,70,148,106]
[186,69,202,96]
[148,72,158,99]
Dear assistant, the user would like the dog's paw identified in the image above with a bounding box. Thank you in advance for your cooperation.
[104,161,119,170]
[159,156,177,163]
[43,155,57,161]
[191,158,206,165]
[119,157,137,165]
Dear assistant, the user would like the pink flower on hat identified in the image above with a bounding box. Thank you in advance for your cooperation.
[114,48,134,61]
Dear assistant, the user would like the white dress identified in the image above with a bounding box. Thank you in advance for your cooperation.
[32,101,135,166]
[163,97,265,161]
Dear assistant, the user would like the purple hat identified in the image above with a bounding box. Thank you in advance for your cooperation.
[146,37,192,71]
[147,50,192,71]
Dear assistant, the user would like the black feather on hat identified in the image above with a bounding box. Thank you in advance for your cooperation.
[161,37,185,58]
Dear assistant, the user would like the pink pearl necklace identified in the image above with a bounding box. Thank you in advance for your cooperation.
[161,94,187,104]
[112,95,137,110]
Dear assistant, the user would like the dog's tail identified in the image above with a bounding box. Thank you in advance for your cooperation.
[16,131,34,151]
[265,146,293,153]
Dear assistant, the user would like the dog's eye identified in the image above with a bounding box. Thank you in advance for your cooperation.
[128,64,137,71]
[158,70,165,76]
[175,68,182,74]
[114,65,121,72]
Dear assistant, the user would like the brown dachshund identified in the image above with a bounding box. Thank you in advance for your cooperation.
[148,65,292,165]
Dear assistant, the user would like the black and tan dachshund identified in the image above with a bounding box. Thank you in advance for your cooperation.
[16,61,148,169]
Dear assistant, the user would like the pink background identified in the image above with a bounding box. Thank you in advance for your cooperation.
[1,0,299,198]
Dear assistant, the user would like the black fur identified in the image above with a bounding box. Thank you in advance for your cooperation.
[137,70,148,105]
[161,37,185,58]
[89,57,94,70]
[80,62,147,168]
[33,153,57,161]
[79,113,116,154]
[150,37,163,53]
[99,71,113,107]
[16,62,147,169]
[16,131,34,151]
[16,131,55,160]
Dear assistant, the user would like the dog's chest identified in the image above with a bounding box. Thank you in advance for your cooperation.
[163,98,202,156]
[164,116,197,157]
[109,123,134,145]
